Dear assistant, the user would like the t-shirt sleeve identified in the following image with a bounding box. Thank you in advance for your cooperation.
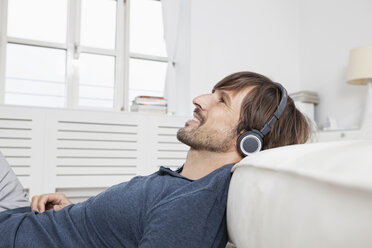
[138,189,228,248]
[0,151,30,212]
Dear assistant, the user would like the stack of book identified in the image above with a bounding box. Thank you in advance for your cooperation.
[131,96,167,114]
[289,91,319,104]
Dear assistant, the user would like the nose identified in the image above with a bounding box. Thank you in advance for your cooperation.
[192,94,211,111]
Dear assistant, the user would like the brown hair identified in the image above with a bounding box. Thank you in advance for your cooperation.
[213,71,310,150]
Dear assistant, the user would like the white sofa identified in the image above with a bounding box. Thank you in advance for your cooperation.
[227,140,372,248]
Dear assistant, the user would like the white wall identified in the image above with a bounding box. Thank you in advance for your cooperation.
[299,0,372,129]
[188,0,301,113]
[176,0,372,129]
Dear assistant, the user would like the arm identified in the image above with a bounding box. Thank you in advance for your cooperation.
[138,189,228,248]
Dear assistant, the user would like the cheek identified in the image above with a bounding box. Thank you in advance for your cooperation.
[206,112,238,131]
[224,114,240,132]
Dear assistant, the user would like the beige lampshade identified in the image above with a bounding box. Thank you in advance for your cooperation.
[347,45,372,85]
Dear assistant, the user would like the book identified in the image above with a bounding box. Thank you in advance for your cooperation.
[133,96,167,106]
[289,91,319,104]
[131,95,167,114]
[131,103,167,114]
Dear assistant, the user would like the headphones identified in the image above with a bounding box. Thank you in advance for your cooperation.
[237,82,288,157]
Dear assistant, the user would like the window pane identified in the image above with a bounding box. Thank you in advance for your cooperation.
[7,0,67,43]
[129,58,167,105]
[5,93,65,108]
[79,53,115,108]
[81,0,117,49]
[5,44,66,108]
[130,0,167,57]
[78,98,114,108]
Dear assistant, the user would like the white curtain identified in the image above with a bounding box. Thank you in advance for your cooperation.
[161,0,183,114]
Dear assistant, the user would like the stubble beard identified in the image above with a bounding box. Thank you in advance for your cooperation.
[176,113,236,153]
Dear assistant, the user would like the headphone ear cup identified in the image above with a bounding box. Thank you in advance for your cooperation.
[237,131,263,157]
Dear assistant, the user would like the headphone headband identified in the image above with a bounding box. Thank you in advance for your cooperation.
[260,82,288,136]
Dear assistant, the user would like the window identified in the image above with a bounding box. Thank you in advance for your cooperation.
[0,0,167,110]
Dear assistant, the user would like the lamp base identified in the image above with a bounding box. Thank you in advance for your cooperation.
[362,81,372,128]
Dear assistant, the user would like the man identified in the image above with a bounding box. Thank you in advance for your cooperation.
[0,71,310,247]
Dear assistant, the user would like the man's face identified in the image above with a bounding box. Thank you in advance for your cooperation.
[177,87,252,153]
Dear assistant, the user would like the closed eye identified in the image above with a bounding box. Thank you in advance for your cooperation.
[212,90,231,107]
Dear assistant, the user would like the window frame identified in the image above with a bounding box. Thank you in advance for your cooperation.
[0,0,167,112]
[0,0,9,105]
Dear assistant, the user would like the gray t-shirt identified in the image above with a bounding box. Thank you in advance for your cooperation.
[0,164,233,247]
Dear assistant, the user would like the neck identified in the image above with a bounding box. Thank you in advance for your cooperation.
[180,149,242,180]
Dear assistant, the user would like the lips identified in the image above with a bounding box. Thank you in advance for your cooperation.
[184,109,205,127]
[193,109,204,124]
[193,113,201,123]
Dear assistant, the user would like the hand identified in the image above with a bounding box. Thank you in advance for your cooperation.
[31,192,72,213]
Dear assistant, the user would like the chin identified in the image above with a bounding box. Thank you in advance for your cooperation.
[183,123,198,131]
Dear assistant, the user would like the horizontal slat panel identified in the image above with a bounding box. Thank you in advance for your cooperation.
[11,167,31,176]
[0,139,32,147]
[55,175,135,188]
[57,132,138,141]
[158,133,177,137]
[0,130,32,138]
[58,121,138,133]
[156,135,179,143]
[5,157,31,166]
[0,148,31,157]
[158,125,183,129]
[57,149,137,158]
[58,120,137,126]
[57,156,136,161]
[10,164,30,167]
[4,155,31,160]
[57,129,137,136]
[57,158,137,166]
[57,140,139,149]
[157,147,189,153]
[58,164,136,168]
[0,126,32,131]
[0,119,33,129]
[56,167,137,175]
[15,174,31,179]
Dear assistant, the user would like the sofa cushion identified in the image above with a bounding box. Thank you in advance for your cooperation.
[227,140,372,248]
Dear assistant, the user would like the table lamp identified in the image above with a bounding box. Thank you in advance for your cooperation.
[347,45,372,127]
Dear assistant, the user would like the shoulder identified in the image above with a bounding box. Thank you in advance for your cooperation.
[144,168,231,224]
